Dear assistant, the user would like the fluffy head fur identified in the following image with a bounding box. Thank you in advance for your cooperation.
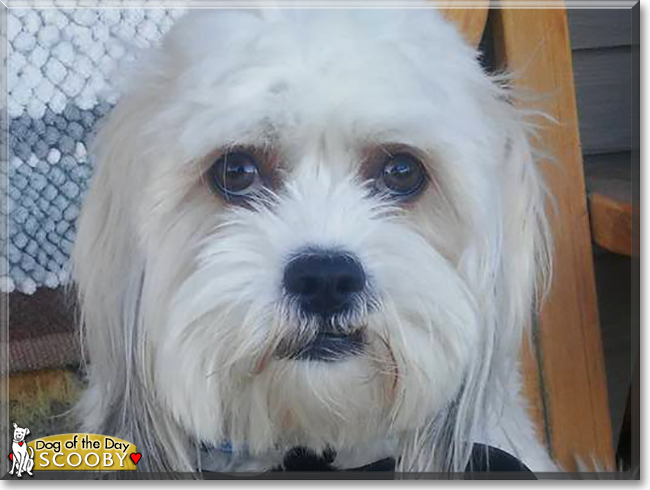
[72,5,552,474]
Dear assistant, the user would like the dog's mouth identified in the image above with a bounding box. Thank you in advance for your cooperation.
[275,327,366,362]
[291,329,365,362]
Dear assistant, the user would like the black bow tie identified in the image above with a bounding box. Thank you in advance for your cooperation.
[276,446,396,472]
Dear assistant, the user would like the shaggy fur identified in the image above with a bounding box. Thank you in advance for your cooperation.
[72,4,557,474]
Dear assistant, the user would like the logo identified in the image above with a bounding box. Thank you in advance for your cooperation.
[9,423,35,478]
[8,426,140,474]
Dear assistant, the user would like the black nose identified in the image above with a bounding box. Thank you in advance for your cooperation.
[283,251,366,316]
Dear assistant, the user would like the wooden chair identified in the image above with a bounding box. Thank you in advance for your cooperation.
[442,1,616,471]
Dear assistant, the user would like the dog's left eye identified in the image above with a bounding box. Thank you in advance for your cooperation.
[379,153,427,197]
[207,151,262,200]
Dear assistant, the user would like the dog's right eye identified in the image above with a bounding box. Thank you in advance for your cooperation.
[207,151,262,200]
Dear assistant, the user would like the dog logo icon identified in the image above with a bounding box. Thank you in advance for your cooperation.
[9,423,34,477]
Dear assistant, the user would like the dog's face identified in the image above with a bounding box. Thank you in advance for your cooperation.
[13,424,29,442]
[74,7,549,471]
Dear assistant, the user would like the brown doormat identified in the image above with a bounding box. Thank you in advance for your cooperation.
[9,288,82,373]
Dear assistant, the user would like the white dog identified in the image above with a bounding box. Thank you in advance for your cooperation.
[72,5,557,475]
[9,423,34,477]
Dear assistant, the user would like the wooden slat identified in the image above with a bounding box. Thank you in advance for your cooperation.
[589,193,636,257]
[438,1,489,48]
[584,152,638,256]
[491,5,615,471]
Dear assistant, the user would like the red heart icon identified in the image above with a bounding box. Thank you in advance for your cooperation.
[18,442,23,447]
[8,453,13,461]
[130,453,142,465]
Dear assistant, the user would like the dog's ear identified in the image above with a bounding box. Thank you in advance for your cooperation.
[495,108,552,370]
[479,101,553,465]
[13,423,17,429]
[71,98,146,437]
[72,84,193,472]
[25,429,29,436]
[437,95,553,472]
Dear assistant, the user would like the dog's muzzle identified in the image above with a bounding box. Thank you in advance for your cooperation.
[279,249,368,362]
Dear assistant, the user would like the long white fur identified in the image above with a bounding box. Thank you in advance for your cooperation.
[72,4,557,474]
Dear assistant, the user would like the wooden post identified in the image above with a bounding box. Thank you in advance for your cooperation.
[439,1,490,47]
[491,4,615,471]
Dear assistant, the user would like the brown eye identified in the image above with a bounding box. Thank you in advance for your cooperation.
[208,151,261,199]
[380,153,426,197]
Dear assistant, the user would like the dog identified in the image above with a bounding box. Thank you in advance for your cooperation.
[72,4,558,475]
[9,423,34,477]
